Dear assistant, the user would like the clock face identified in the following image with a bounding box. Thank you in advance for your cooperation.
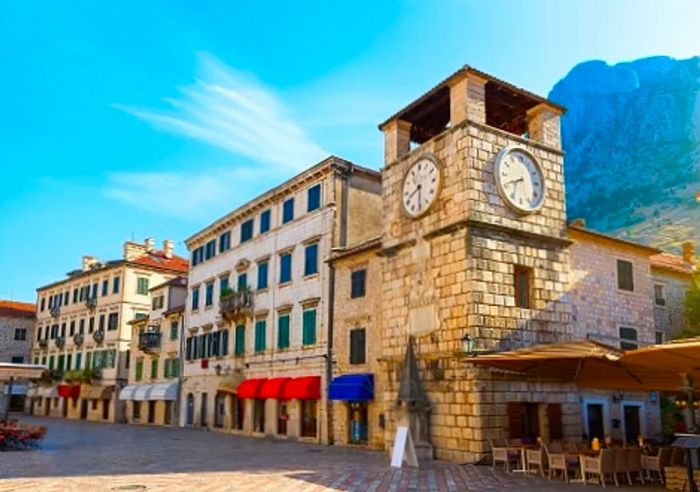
[495,146,546,213]
[402,156,441,218]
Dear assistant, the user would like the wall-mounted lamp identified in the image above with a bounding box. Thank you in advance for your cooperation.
[462,334,476,357]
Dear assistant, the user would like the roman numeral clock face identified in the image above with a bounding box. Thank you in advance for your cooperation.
[402,156,441,218]
[495,146,546,214]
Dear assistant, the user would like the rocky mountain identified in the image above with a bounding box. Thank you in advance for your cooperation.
[549,56,700,251]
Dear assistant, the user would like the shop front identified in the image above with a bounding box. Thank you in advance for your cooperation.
[329,373,374,447]
[119,382,178,425]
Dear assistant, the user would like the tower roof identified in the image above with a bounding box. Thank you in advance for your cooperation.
[396,336,430,407]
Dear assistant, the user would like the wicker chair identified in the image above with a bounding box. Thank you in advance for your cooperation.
[641,447,672,483]
[489,438,519,472]
[525,446,546,477]
[625,447,644,485]
[544,442,577,482]
[582,448,618,488]
[614,448,629,485]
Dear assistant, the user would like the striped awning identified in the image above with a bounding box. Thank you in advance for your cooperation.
[82,385,114,400]
[118,384,139,401]
[147,382,178,401]
[132,385,151,401]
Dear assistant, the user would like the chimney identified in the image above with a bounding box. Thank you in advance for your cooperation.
[570,218,586,228]
[144,237,155,253]
[682,241,696,264]
[82,255,98,272]
[123,241,146,261]
[163,239,174,259]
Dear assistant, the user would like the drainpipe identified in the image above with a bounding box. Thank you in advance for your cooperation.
[177,312,185,427]
[326,263,335,445]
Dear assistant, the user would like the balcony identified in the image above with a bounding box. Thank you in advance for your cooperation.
[85,296,97,310]
[38,339,48,349]
[220,289,254,320]
[49,305,61,318]
[92,330,105,345]
[63,368,101,382]
[73,333,84,346]
[55,336,66,349]
[138,331,162,352]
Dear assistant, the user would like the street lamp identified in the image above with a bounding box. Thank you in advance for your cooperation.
[462,334,476,357]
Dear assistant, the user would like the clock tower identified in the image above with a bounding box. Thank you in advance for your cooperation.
[377,67,572,462]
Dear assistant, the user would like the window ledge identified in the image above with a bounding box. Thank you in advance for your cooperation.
[278,281,292,288]
[303,273,319,280]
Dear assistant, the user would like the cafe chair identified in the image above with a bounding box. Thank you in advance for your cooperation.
[544,442,577,482]
[625,447,644,485]
[525,446,546,477]
[614,447,629,485]
[641,447,672,483]
[582,448,618,488]
[489,438,519,472]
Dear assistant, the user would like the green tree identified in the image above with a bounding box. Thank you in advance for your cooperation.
[680,281,700,339]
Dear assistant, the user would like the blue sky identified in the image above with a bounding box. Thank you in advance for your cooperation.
[1,0,699,301]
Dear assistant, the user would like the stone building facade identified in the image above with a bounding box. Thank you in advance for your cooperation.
[181,156,381,445]
[28,239,187,423]
[328,237,384,449]
[0,300,36,415]
[120,276,186,426]
[650,244,696,342]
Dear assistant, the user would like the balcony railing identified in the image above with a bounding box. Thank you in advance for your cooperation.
[220,289,254,320]
[73,333,84,346]
[138,331,162,352]
[63,368,101,382]
[38,339,48,349]
[49,305,61,318]
[85,296,97,309]
[92,330,105,345]
[55,336,66,349]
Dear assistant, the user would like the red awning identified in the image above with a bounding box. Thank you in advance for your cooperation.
[236,378,267,399]
[282,376,321,400]
[57,384,80,398]
[258,378,291,399]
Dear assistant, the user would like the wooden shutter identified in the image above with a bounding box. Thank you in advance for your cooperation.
[617,260,634,291]
[507,402,525,439]
[547,403,563,440]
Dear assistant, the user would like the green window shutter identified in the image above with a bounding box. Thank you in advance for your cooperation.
[49,356,55,369]
[135,360,143,381]
[86,352,92,370]
[164,359,170,378]
[277,314,290,349]
[302,309,317,345]
[170,320,178,340]
[171,358,180,378]
[151,358,158,379]
[254,320,266,353]
[235,325,246,355]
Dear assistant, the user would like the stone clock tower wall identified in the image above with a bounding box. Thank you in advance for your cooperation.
[378,68,577,462]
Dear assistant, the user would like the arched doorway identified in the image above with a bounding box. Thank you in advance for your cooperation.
[186,393,194,425]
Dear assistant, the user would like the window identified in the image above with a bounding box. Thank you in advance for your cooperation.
[654,284,666,306]
[98,314,105,332]
[107,313,118,331]
[40,298,45,312]
[57,354,65,369]
[300,399,317,438]
[513,266,532,308]
[91,283,98,299]
[135,359,143,381]
[192,287,200,310]
[260,209,271,234]
[617,259,634,291]
[101,280,108,296]
[235,325,245,355]
[152,295,164,310]
[237,273,248,291]
[191,246,204,266]
[280,253,292,284]
[88,317,95,333]
[136,277,149,295]
[254,320,266,353]
[655,331,665,344]
[151,358,159,379]
[170,320,179,340]
[72,289,78,303]
[240,219,254,243]
[79,319,85,334]
[351,269,366,298]
[37,328,42,341]
[205,239,216,260]
[619,326,638,350]
[63,291,69,305]
[282,198,294,224]
[350,328,366,364]
[14,328,26,341]
[69,321,75,336]
[11,356,23,364]
[257,261,269,289]
[307,183,321,212]
[205,282,214,307]
[66,353,72,370]
[277,313,290,349]
[60,322,66,337]
[220,276,229,293]
[75,352,82,370]
[112,276,120,294]
[219,231,231,253]
[302,309,317,346]
[304,243,318,276]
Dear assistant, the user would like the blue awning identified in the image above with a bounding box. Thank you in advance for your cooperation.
[328,373,374,401]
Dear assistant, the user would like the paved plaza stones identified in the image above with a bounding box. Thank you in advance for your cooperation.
[0,416,665,491]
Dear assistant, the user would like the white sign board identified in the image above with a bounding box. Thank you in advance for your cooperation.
[391,426,419,468]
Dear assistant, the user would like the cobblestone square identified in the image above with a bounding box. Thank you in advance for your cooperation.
[0,416,666,491]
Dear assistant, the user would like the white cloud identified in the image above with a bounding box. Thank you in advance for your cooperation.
[107,53,327,217]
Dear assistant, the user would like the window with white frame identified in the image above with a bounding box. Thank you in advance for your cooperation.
[654,284,666,306]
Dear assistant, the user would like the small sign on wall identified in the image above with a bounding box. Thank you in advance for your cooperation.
[391,426,419,468]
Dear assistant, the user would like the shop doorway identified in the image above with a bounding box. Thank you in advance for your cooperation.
[62,399,68,418]
[44,398,51,416]
[623,402,644,444]
[231,396,244,430]
[277,400,288,436]
[200,392,208,427]
[348,402,368,444]
[583,400,607,441]
[147,401,155,423]
[214,393,225,428]
[186,393,194,425]
[253,399,265,433]
[80,399,88,420]
[102,399,110,420]
[300,400,318,438]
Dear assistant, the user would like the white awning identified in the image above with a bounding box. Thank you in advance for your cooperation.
[118,384,140,401]
[3,383,28,395]
[132,385,151,401]
[147,382,178,401]
[0,363,47,381]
